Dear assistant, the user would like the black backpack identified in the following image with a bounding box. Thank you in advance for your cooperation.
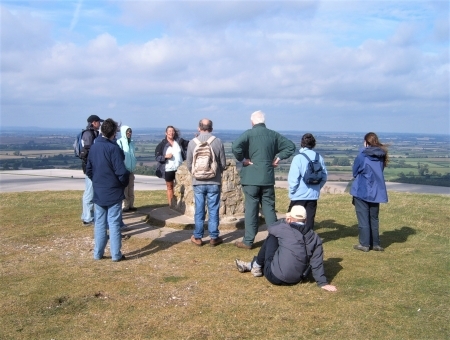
[300,152,324,185]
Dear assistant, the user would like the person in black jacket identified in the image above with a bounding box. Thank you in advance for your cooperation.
[81,115,103,226]
[235,205,337,292]
[155,126,189,206]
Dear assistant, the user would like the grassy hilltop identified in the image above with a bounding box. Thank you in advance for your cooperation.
[1,189,449,339]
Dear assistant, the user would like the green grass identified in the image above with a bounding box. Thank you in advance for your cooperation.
[1,190,449,339]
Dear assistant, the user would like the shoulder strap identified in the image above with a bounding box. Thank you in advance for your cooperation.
[193,137,201,145]
[300,152,312,162]
[206,136,216,144]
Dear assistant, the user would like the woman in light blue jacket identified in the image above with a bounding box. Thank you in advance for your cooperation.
[350,132,388,252]
[288,133,327,230]
[117,125,137,212]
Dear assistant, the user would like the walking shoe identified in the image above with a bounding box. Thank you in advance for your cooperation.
[128,207,138,211]
[251,266,263,277]
[235,259,251,273]
[235,241,252,249]
[82,221,94,227]
[353,244,370,252]
[371,245,385,251]
[190,235,203,246]
[210,237,223,247]
[113,255,126,262]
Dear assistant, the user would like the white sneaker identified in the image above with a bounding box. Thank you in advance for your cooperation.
[251,266,262,277]
[235,259,251,273]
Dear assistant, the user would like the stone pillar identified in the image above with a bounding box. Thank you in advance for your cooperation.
[173,159,245,220]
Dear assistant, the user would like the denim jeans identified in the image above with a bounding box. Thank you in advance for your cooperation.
[193,184,221,239]
[354,197,381,247]
[93,202,123,261]
[81,176,94,223]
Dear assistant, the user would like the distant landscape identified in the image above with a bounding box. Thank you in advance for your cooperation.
[0,127,449,187]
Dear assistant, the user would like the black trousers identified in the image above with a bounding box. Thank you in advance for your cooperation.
[288,200,317,230]
[255,234,284,285]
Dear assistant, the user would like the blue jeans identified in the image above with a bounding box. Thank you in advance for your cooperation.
[81,176,94,223]
[93,202,123,261]
[354,197,381,247]
[193,184,221,239]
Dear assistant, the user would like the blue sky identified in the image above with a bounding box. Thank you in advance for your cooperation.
[1,0,449,134]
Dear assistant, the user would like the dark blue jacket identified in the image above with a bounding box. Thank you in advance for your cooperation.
[350,146,388,203]
[86,136,130,206]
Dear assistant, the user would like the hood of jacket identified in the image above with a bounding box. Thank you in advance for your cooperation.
[120,125,131,141]
[362,146,386,160]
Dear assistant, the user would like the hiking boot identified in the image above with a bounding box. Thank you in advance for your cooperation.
[210,237,223,247]
[190,235,203,247]
[251,266,263,277]
[235,259,251,273]
[371,245,385,251]
[82,221,94,227]
[353,244,370,252]
[235,241,252,249]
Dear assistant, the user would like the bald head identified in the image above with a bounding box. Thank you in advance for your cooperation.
[199,118,213,132]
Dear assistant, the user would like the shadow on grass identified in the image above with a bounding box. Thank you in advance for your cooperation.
[124,228,250,259]
[125,230,190,259]
[292,257,343,285]
[316,220,416,249]
[315,220,359,243]
[323,257,343,282]
[381,226,416,249]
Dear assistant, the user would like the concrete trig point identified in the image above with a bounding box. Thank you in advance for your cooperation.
[148,159,246,230]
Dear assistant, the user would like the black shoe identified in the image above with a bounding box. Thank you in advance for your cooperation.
[113,255,126,262]
[128,207,138,211]
[371,245,385,251]
[82,221,94,227]
[353,244,369,252]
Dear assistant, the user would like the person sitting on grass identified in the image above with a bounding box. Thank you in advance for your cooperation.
[235,205,337,292]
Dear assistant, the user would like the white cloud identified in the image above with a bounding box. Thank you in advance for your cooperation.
[0,1,448,134]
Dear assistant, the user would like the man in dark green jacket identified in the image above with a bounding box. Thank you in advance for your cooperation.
[232,110,296,249]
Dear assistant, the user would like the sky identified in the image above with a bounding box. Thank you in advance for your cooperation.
[0,0,449,134]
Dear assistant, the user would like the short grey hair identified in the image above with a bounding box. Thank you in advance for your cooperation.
[251,110,265,124]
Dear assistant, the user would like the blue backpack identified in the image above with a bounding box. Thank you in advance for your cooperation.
[300,152,324,185]
[73,129,95,159]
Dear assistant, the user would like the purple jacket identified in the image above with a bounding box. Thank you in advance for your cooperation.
[350,146,388,203]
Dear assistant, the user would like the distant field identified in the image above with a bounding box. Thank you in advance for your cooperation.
[1,131,448,185]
